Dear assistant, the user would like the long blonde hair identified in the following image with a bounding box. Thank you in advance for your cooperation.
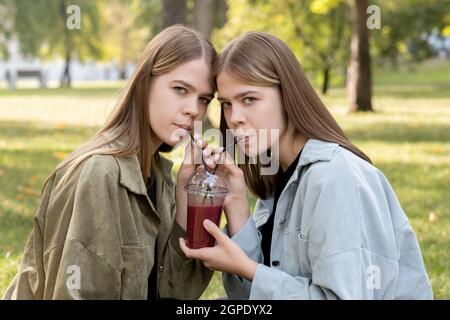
[216,32,371,199]
[47,25,216,191]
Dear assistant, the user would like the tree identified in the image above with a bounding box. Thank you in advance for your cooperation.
[286,0,351,94]
[103,0,152,80]
[0,0,14,59]
[215,0,229,29]
[161,0,187,29]
[347,0,373,112]
[191,0,228,129]
[11,0,105,88]
[371,0,450,68]
[212,0,352,94]
[193,0,216,40]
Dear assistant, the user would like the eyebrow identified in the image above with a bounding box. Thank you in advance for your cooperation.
[217,90,260,102]
[172,80,214,99]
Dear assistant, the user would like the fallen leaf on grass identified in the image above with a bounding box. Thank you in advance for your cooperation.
[53,151,67,160]
[428,211,438,223]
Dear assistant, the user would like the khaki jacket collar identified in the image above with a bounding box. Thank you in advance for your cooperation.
[108,135,174,197]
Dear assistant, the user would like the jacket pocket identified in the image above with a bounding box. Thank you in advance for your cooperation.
[296,234,312,278]
[120,245,153,300]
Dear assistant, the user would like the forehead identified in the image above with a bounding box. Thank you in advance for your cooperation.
[157,58,213,92]
[217,71,255,92]
[217,71,276,98]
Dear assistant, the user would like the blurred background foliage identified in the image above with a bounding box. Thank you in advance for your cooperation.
[0,0,449,299]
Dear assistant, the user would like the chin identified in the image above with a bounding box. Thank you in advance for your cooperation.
[164,137,184,148]
[165,128,188,147]
[238,144,260,158]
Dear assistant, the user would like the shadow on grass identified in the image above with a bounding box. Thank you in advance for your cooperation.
[373,84,450,100]
[374,161,449,219]
[346,122,450,143]
[0,120,98,140]
[0,86,122,98]
[0,208,34,253]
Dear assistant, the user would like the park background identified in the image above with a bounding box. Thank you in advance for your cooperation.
[0,0,449,299]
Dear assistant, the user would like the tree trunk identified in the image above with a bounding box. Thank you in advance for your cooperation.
[193,0,217,129]
[322,65,330,95]
[215,0,228,28]
[119,67,127,80]
[161,0,187,29]
[118,1,128,80]
[60,0,72,88]
[61,53,72,88]
[193,0,215,40]
[119,26,129,80]
[347,0,373,112]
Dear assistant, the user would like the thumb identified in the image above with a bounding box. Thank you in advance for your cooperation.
[203,219,226,243]
[219,151,242,176]
[182,140,195,166]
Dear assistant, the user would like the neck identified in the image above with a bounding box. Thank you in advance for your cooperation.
[149,133,163,157]
[278,129,307,172]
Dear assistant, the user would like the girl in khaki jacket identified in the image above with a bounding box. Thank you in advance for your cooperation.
[3,25,216,300]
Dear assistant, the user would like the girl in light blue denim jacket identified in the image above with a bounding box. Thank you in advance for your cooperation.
[179,32,433,300]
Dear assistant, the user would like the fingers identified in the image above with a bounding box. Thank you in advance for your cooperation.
[182,140,194,165]
[184,133,238,172]
[216,151,243,177]
[183,133,208,166]
[179,237,192,257]
[203,262,215,271]
[193,133,207,149]
[179,238,211,261]
[202,146,224,169]
[202,146,224,158]
[202,219,227,244]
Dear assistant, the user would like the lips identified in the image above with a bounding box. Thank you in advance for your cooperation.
[236,136,250,144]
[174,123,192,131]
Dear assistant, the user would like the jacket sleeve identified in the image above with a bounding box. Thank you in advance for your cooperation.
[2,219,45,299]
[4,161,124,300]
[222,217,263,300]
[49,160,123,299]
[228,170,400,300]
[2,175,55,300]
[46,239,122,299]
[158,221,213,299]
[157,181,214,299]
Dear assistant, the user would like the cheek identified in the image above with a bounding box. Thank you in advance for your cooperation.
[252,104,285,148]
[223,110,232,126]
[149,92,178,122]
[149,102,175,139]
[197,105,208,120]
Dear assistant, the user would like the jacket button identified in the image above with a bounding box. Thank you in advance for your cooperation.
[271,260,280,266]
[158,265,165,272]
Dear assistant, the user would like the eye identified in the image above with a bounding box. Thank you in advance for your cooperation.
[220,102,231,109]
[243,97,256,105]
[174,86,187,95]
[199,97,211,106]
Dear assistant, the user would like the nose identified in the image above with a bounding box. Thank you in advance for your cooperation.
[182,98,200,118]
[228,105,246,128]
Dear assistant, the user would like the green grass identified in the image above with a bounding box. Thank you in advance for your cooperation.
[0,59,449,299]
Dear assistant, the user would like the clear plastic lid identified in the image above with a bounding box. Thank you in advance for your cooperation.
[185,168,228,196]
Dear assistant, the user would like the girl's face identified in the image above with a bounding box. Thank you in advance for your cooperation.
[148,58,214,147]
[217,71,286,157]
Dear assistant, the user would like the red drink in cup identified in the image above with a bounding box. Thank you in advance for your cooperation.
[185,168,228,249]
